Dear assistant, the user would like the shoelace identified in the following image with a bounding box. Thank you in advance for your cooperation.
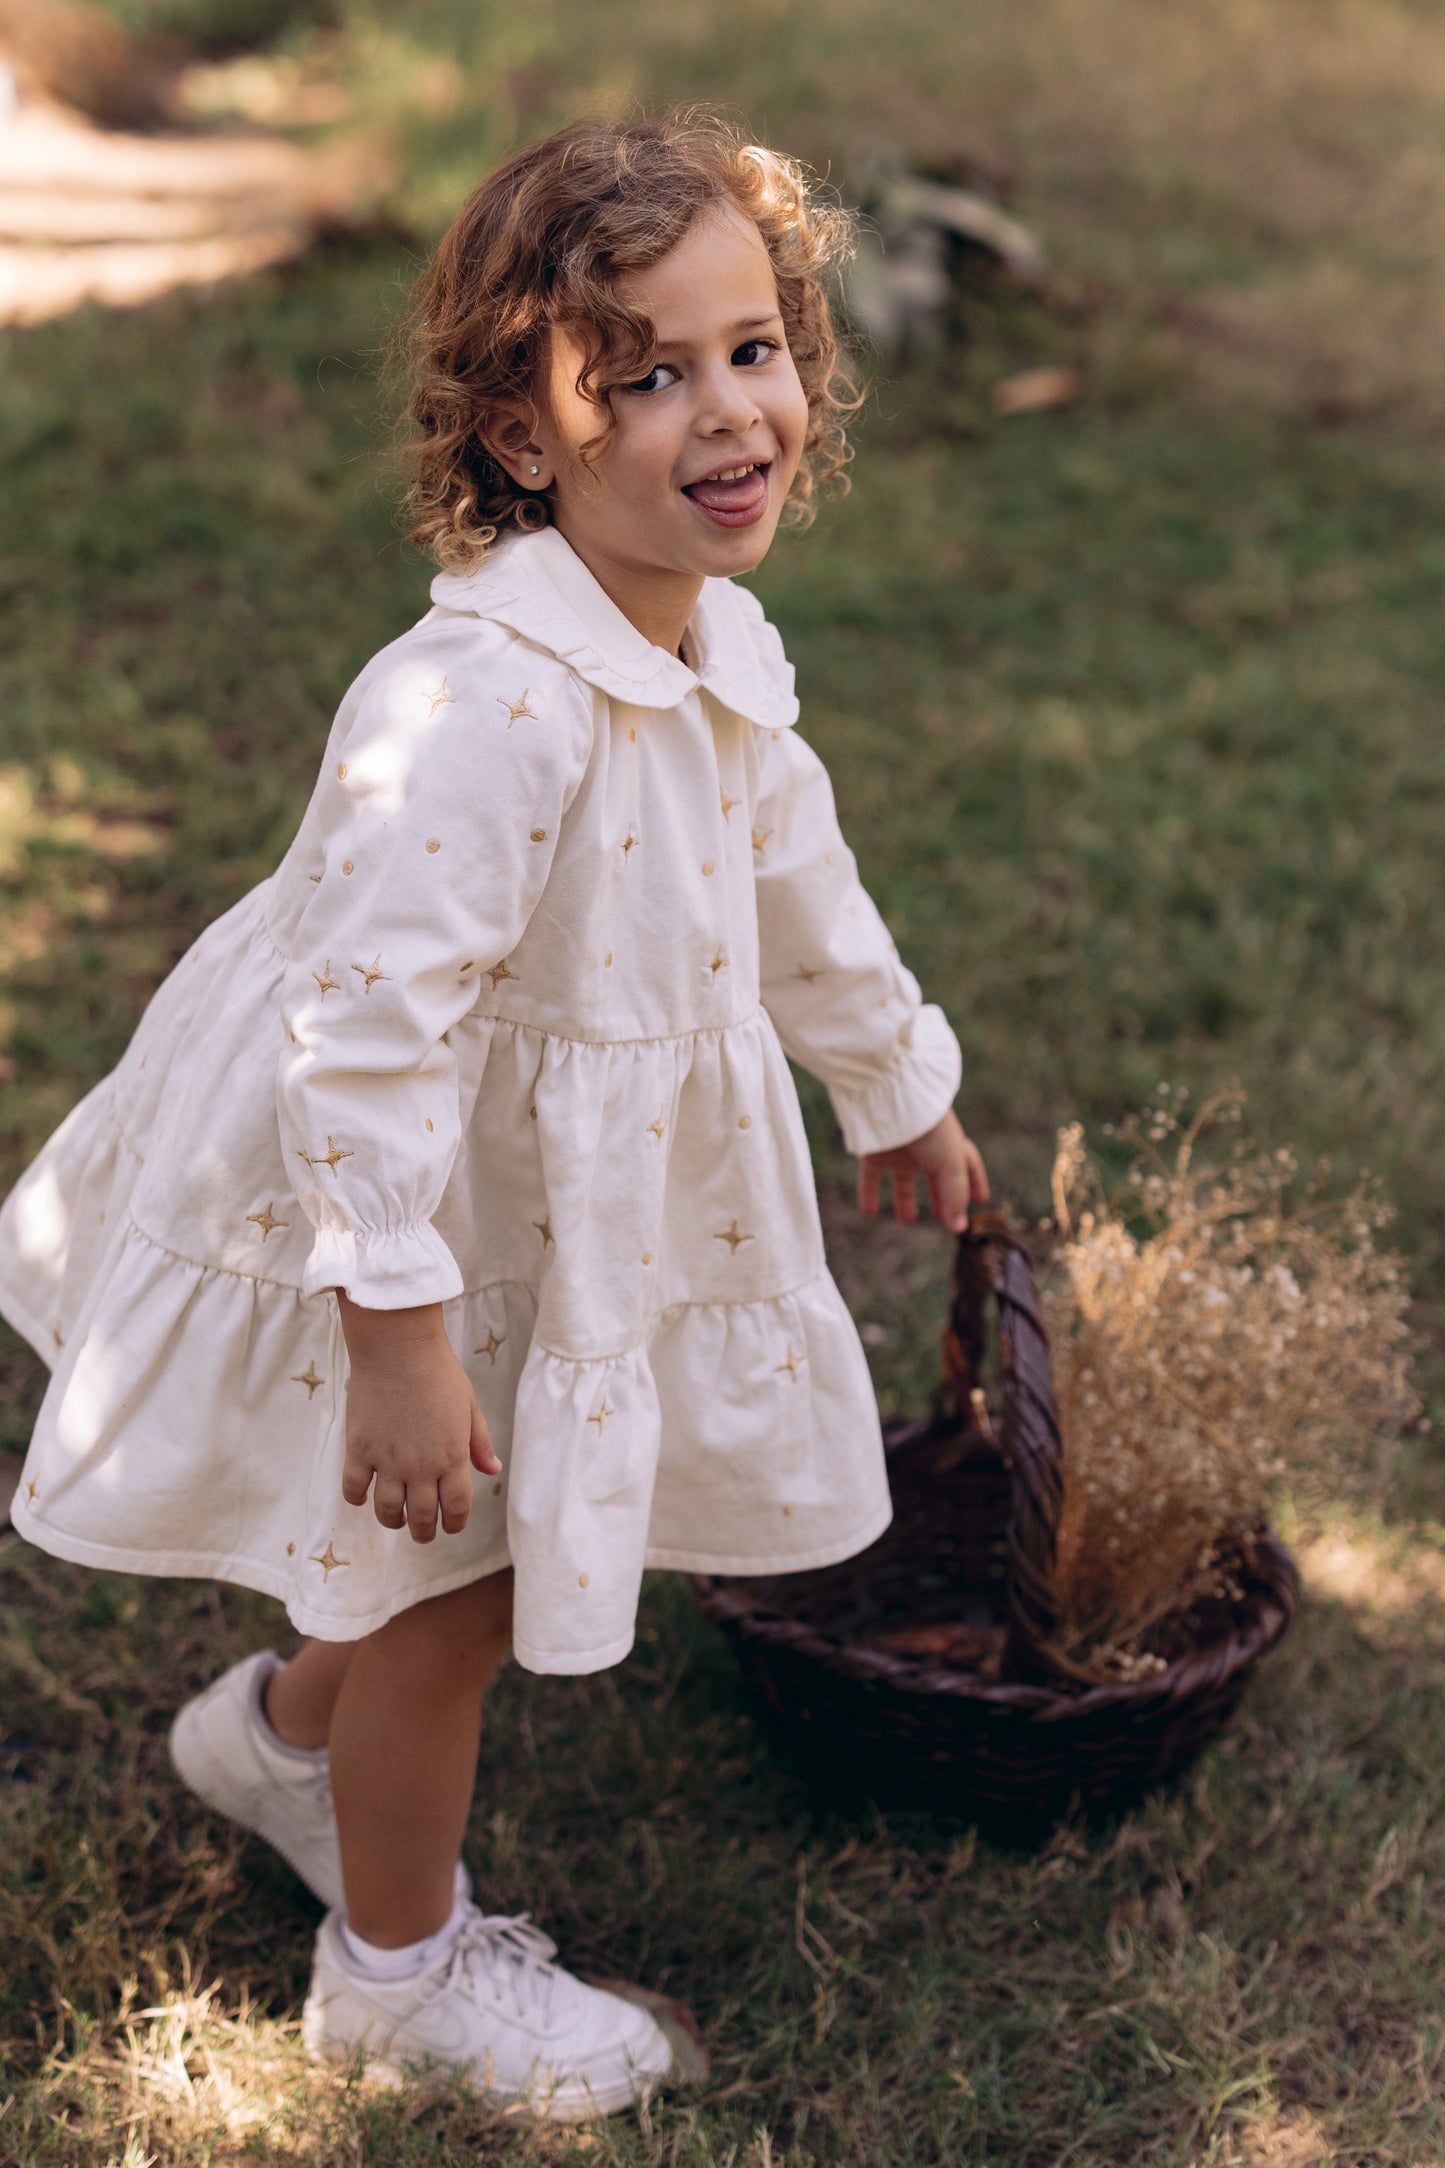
[428,1910,562,2026]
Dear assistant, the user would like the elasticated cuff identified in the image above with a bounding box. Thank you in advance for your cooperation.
[301,1221,465,1309]
[828,1002,964,1157]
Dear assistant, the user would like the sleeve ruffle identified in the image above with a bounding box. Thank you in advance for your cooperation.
[300,1221,465,1309]
[826,1002,964,1157]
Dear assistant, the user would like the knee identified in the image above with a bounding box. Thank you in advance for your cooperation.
[373,1569,514,1684]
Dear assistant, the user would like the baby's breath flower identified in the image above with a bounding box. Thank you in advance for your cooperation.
[1042,1094,1420,1676]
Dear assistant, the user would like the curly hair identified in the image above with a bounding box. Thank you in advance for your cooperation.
[403,111,861,572]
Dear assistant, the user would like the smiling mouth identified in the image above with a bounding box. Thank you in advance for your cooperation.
[682,461,772,527]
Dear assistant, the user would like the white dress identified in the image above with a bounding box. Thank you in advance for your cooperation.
[0,527,962,1674]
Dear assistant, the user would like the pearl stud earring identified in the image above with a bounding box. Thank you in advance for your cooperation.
[529,465,541,476]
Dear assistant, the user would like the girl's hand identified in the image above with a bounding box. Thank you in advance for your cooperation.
[857,1110,990,1235]
[337,1295,501,1545]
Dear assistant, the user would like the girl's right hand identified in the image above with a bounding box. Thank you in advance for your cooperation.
[336,1294,502,1544]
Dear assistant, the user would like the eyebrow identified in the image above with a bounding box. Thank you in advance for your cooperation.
[653,311,784,351]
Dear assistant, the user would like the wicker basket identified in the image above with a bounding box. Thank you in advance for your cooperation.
[693,1212,1300,1827]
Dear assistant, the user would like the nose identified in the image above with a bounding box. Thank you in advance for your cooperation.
[695,355,764,438]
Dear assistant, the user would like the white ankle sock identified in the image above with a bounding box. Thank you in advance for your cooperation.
[340,1893,467,1980]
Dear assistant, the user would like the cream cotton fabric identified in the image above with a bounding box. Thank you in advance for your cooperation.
[0,526,962,1674]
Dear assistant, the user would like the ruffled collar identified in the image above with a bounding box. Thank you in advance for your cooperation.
[429,525,799,729]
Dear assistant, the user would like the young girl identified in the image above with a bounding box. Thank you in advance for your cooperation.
[0,113,988,2116]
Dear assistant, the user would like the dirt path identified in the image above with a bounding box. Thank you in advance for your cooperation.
[0,93,373,324]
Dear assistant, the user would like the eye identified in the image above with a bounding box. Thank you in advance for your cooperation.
[619,362,680,395]
[733,338,780,367]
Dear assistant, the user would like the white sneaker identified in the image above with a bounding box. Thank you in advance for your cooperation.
[302,1904,677,2117]
[170,1651,346,1908]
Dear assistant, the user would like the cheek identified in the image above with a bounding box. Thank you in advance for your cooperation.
[777,371,811,469]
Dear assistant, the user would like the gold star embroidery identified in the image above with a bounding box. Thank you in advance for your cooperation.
[310,1541,350,1578]
[426,677,456,717]
[475,1327,506,1365]
[714,1219,754,1255]
[752,827,771,855]
[312,960,341,998]
[246,1203,288,1241]
[647,1115,668,1141]
[298,1136,353,1177]
[497,690,539,727]
[775,1345,805,1381]
[795,964,824,983]
[587,1401,615,1433]
[707,949,727,978]
[621,830,638,859]
[533,1215,554,1247]
[52,1327,64,1349]
[720,788,738,821]
[487,960,518,990]
[351,954,391,994]
[291,1364,324,1398]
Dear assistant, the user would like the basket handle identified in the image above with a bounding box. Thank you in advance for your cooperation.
[942,1212,1065,1668]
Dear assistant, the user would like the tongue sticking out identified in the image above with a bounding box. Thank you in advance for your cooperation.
[685,466,768,515]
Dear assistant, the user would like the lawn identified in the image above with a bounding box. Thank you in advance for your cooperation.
[2,3,1445,2161]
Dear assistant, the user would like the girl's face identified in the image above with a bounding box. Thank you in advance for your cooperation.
[497,205,811,651]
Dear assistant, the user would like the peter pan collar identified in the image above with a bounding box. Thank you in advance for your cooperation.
[428,524,799,729]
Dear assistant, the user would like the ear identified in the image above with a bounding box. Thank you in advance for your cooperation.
[480,403,552,491]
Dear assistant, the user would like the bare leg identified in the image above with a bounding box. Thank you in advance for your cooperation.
[327,1568,514,1946]
[264,1637,356,1751]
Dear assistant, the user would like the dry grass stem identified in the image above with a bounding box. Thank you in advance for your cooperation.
[1043,1091,1421,1671]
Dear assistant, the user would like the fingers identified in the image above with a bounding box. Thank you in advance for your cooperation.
[439,1463,474,1536]
[469,1400,503,1478]
[340,1454,373,1510]
[372,1474,406,1531]
[857,1155,881,1216]
[890,1157,920,1222]
[933,1153,974,1234]
[403,1480,440,1546]
[966,1137,992,1204]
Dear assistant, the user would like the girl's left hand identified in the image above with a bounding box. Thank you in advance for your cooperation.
[857,1109,990,1235]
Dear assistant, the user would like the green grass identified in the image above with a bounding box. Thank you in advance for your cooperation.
[4,20,1445,2158]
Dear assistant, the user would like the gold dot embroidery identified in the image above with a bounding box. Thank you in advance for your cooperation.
[425,1118,434,1132]
[530,828,546,842]
[460,960,475,973]
[286,1541,296,1555]
[739,1115,752,1129]
[529,1104,538,1120]
[337,763,347,779]
[426,838,441,854]
[308,872,322,884]
[702,860,714,876]
[629,726,637,742]
[492,1480,503,1496]
[342,860,354,876]
[642,1249,652,1265]
[578,1573,589,1589]
[783,1504,795,1516]
[604,952,613,968]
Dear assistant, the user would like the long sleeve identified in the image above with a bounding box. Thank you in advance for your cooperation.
[277,625,594,1307]
[754,725,962,1156]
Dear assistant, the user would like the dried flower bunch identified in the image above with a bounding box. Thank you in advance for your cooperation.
[1042,1089,1421,1676]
